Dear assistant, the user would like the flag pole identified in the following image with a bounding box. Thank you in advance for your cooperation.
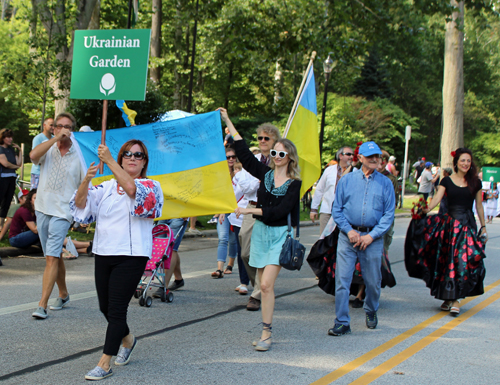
[283,51,317,137]
[99,99,108,174]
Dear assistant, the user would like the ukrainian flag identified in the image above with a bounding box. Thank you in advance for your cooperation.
[285,66,321,198]
[73,111,237,220]
[116,100,137,126]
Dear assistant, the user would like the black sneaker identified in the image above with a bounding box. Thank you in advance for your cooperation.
[328,324,351,336]
[352,298,364,308]
[168,279,184,291]
[366,311,378,329]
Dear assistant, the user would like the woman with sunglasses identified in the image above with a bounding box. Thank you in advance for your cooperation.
[0,128,22,229]
[71,140,163,381]
[218,107,301,352]
[211,147,239,278]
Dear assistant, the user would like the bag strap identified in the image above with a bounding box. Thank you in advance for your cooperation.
[286,204,300,239]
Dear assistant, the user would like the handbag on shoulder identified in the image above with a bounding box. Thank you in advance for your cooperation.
[279,211,306,271]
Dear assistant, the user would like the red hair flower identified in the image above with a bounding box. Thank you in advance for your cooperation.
[451,151,456,157]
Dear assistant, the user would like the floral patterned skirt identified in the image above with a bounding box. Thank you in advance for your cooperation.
[307,227,396,296]
[405,213,486,300]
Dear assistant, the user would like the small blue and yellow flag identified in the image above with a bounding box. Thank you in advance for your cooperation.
[284,66,320,198]
[116,100,137,126]
[73,111,237,220]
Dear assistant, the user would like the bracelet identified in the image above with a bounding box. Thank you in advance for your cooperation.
[232,131,240,138]
[481,226,486,230]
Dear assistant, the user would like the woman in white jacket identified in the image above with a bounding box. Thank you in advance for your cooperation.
[71,139,163,381]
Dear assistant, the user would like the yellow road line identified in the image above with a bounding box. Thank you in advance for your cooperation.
[351,287,500,384]
[311,279,500,385]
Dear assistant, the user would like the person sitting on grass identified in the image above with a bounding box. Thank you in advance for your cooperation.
[9,189,92,257]
[0,189,29,241]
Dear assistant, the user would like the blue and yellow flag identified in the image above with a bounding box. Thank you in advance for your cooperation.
[284,66,321,198]
[73,111,237,220]
[116,100,137,126]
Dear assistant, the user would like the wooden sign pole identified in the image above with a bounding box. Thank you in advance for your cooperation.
[99,99,108,174]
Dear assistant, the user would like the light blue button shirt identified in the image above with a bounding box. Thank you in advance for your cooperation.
[30,133,50,175]
[332,168,395,240]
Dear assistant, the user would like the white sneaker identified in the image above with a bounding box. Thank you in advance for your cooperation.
[188,228,202,235]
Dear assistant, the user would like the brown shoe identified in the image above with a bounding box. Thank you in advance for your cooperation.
[246,296,261,311]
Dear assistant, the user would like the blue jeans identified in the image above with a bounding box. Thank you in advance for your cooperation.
[232,226,249,285]
[9,230,39,248]
[217,214,237,263]
[335,231,384,326]
[157,218,188,251]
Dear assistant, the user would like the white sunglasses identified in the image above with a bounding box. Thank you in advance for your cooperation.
[270,149,288,159]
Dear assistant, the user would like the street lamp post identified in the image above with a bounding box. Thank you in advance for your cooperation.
[319,53,335,162]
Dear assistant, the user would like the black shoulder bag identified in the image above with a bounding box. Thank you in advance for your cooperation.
[279,211,306,271]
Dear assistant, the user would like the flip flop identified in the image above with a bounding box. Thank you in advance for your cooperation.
[211,269,224,279]
[224,265,233,274]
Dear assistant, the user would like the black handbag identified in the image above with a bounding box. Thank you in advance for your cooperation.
[279,212,306,271]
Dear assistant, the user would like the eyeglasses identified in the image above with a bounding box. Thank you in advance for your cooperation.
[122,151,145,160]
[270,149,288,159]
[342,152,354,156]
[55,124,72,129]
[226,155,237,160]
[258,136,271,141]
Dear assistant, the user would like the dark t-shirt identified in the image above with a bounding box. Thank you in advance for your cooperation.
[415,165,424,180]
[9,206,36,238]
[440,176,480,211]
[0,146,17,176]
[224,133,234,146]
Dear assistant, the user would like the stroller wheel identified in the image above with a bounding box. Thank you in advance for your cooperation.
[167,292,174,302]
[145,296,153,307]
[139,297,145,306]
[134,290,140,299]
[160,291,167,302]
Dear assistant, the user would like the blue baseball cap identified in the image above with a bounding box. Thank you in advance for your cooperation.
[358,141,382,157]
[425,161,433,168]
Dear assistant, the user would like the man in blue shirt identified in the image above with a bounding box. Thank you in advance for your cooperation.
[329,141,395,336]
[30,118,54,189]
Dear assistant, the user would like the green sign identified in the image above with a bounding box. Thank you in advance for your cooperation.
[70,29,151,101]
[483,167,500,184]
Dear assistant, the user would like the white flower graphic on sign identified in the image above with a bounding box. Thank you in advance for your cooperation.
[100,73,116,96]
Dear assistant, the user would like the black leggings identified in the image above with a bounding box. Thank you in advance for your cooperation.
[94,255,148,356]
[0,176,16,218]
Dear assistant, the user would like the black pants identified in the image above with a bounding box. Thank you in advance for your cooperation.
[94,255,148,356]
[0,176,16,218]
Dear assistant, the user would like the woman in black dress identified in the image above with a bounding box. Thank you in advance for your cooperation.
[406,148,487,316]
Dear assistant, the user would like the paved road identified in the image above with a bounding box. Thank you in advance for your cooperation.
[0,217,499,384]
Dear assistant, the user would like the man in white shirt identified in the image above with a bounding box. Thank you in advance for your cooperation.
[30,112,86,320]
[233,123,281,311]
[30,118,54,189]
[310,146,353,235]
[418,162,439,202]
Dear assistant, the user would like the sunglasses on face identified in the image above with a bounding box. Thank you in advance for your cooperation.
[270,149,288,159]
[55,124,72,130]
[122,151,145,160]
[342,152,354,156]
[226,155,237,160]
[258,136,271,142]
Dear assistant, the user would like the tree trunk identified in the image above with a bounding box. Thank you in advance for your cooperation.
[441,0,464,169]
[173,1,182,110]
[273,59,283,112]
[88,0,100,30]
[150,0,161,83]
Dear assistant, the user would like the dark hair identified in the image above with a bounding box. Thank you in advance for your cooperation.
[0,128,13,145]
[117,139,149,178]
[453,148,481,196]
[21,189,37,214]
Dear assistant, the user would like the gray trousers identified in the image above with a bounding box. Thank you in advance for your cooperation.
[238,202,261,300]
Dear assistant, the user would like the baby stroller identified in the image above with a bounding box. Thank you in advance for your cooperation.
[134,224,175,307]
